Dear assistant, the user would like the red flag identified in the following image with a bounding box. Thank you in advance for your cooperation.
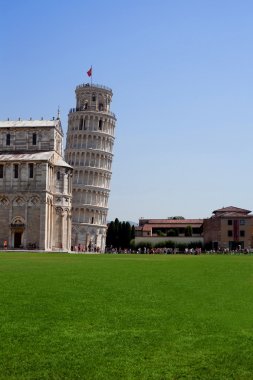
[87,67,92,77]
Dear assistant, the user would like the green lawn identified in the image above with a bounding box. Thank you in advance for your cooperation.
[1,253,253,379]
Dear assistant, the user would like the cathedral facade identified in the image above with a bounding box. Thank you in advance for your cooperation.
[0,118,72,251]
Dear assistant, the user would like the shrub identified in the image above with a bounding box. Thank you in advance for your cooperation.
[167,229,178,237]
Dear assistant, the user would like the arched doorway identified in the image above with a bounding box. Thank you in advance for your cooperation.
[14,231,22,248]
[11,217,25,249]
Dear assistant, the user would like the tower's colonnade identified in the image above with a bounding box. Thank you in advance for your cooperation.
[65,83,116,251]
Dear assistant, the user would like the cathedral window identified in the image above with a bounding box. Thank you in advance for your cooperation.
[79,118,83,130]
[0,165,3,178]
[13,164,19,179]
[6,134,10,146]
[29,163,34,178]
[99,120,103,130]
[32,133,37,145]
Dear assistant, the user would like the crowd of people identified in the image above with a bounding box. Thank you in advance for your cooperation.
[72,244,253,255]
[104,247,253,255]
[72,244,101,253]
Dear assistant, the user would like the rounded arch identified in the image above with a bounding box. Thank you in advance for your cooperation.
[11,216,25,225]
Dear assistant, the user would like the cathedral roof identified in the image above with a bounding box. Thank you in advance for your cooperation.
[0,119,64,136]
[0,151,72,168]
[0,120,60,128]
[0,151,53,161]
[54,155,72,168]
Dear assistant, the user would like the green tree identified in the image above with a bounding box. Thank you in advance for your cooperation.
[106,219,134,249]
[125,222,132,248]
[106,221,115,247]
[114,218,120,248]
[185,226,192,237]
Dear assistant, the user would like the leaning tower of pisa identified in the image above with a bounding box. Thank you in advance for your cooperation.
[65,83,116,252]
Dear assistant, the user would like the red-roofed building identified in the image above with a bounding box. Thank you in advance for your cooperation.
[135,217,204,246]
[203,206,253,250]
[135,206,253,250]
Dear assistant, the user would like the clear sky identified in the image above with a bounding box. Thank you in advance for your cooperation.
[1,0,253,222]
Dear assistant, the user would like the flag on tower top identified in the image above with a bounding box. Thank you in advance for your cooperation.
[87,66,92,77]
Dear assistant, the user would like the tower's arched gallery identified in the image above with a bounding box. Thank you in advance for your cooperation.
[0,81,116,251]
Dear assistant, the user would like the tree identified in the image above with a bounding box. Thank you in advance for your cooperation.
[106,219,134,249]
[185,226,192,237]
[114,218,120,248]
[125,222,132,248]
[106,221,115,247]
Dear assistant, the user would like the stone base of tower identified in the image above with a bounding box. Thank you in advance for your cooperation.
[71,223,107,253]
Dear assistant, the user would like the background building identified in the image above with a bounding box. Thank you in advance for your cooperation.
[65,83,116,252]
[0,118,72,250]
[135,217,204,246]
[203,206,253,250]
[135,207,253,251]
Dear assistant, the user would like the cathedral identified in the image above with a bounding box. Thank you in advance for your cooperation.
[0,117,72,251]
[0,81,116,252]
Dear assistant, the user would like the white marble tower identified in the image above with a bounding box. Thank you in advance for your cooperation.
[65,83,116,251]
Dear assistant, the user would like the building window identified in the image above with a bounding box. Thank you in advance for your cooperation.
[240,219,246,225]
[228,220,232,226]
[0,165,3,178]
[228,230,233,237]
[13,164,19,179]
[99,103,103,111]
[240,230,245,237]
[57,171,60,180]
[92,94,96,101]
[99,120,103,130]
[79,118,83,130]
[29,163,34,178]
[32,133,37,145]
[6,134,10,146]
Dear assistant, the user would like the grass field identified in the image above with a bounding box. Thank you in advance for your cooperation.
[1,253,253,379]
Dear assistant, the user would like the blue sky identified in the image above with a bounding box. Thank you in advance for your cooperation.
[1,0,253,222]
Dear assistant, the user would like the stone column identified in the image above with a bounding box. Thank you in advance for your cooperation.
[39,198,47,250]
[61,209,65,250]
[23,198,28,249]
